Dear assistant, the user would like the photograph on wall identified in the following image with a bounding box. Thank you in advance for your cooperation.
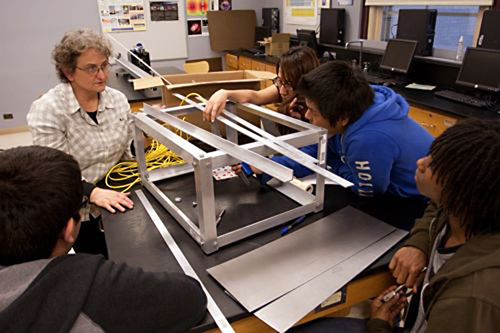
[202,19,209,34]
[150,1,178,21]
[186,0,208,17]
[98,0,146,32]
[187,19,203,35]
[219,0,232,11]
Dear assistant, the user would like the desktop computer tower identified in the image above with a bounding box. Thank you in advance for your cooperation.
[263,8,280,34]
[319,8,345,46]
[477,10,500,50]
[396,9,437,56]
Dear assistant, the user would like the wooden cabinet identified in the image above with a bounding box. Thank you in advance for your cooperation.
[265,63,277,74]
[408,106,460,137]
[228,53,277,74]
[238,56,253,70]
[251,60,267,71]
[224,53,239,71]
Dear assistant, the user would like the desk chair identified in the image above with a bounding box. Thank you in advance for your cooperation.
[183,61,210,74]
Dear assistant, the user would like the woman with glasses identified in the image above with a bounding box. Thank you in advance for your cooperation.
[204,46,320,127]
[27,29,134,257]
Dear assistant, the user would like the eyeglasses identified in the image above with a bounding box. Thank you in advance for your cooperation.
[76,62,109,75]
[272,76,294,91]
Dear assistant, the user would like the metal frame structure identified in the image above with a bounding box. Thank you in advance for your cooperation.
[133,97,352,254]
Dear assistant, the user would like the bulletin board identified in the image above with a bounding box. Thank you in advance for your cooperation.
[98,0,188,61]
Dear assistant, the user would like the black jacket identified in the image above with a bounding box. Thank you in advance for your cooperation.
[0,254,207,332]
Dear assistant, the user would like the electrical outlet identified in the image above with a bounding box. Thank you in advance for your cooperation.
[3,113,14,120]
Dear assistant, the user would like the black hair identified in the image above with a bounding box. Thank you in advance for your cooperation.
[276,46,320,91]
[296,60,374,127]
[0,146,82,266]
[429,119,500,238]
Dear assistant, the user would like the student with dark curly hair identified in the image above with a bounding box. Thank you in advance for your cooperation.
[291,119,500,333]
[0,146,207,332]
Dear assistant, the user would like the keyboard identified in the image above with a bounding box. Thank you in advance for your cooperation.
[434,90,490,108]
[365,73,391,85]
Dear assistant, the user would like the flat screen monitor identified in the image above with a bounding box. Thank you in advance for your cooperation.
[297,29,318,53]
[380,39,418,74]
[456,47,500,93]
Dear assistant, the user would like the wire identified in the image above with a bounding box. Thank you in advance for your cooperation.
[105,93,207,192]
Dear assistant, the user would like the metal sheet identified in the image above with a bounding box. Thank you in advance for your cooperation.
[255,229,408,332]
[207,206,396,312]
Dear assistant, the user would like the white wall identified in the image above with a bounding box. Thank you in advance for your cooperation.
[0,1,100,129]
[0,0,274,129]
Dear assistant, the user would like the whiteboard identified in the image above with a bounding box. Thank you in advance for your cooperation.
[100,1,188,61]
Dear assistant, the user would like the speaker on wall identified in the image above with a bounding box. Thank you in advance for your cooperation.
[396,9,437,56]
[319,8,346,46]
[263,8,280,34]
[477,10,500,50]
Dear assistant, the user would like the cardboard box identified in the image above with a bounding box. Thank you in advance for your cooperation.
[133,70,275,131]
[259,33,291,57]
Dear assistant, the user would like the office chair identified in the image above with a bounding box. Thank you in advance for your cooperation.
[183,61,210,74]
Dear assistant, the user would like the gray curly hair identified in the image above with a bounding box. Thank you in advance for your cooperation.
[52,28,113,83]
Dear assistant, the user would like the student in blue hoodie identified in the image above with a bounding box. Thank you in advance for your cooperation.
[253,61,433,199]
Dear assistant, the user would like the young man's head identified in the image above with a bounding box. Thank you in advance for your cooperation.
[296,60,374,134]
[0,146,83,266]
[415,119,500,238]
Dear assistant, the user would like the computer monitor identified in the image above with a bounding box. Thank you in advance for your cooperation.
[456,47,500,93]
[379,39,418,74]
[297,29,318,54]
[256,26,272,42]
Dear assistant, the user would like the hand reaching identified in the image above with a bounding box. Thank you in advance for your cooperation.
[204,89,228,122]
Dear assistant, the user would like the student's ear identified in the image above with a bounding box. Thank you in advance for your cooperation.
[63,218,81,245]
[339,118,349,128]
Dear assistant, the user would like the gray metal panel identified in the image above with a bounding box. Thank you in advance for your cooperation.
[254,229,408,332]
[207,207,396,312]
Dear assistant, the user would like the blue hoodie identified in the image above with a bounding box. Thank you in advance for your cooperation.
[258,86,434,198]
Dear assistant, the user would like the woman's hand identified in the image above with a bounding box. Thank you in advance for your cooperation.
[90,188,134,213]
[204,89,229,122]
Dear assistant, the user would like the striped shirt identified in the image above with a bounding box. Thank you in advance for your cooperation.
[27,83,133,219]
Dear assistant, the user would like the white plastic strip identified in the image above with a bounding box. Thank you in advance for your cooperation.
[136,190,234,333]
[106,33,171,85]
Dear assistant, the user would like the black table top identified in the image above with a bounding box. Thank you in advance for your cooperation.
[103,175,426,331]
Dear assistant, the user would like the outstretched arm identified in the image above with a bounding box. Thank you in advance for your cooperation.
[204,85,280,122]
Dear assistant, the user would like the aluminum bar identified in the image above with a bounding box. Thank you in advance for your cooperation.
[143,104,293,183]
[136,190,234,333]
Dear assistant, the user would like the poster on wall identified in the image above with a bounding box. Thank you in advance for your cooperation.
[319,0,330,8]
[187,19,203,35]
[186,0,209,17]
[150,1,179,21]
[219,0,231,10]
[98,0,147,32]
[285,0,318,25]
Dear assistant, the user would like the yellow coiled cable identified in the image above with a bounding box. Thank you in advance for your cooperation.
[105,93,206,192]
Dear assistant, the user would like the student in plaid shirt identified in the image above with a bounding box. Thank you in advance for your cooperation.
[27,29,135,257]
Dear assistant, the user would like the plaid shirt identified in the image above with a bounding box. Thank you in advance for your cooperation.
[27,83,134,219]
